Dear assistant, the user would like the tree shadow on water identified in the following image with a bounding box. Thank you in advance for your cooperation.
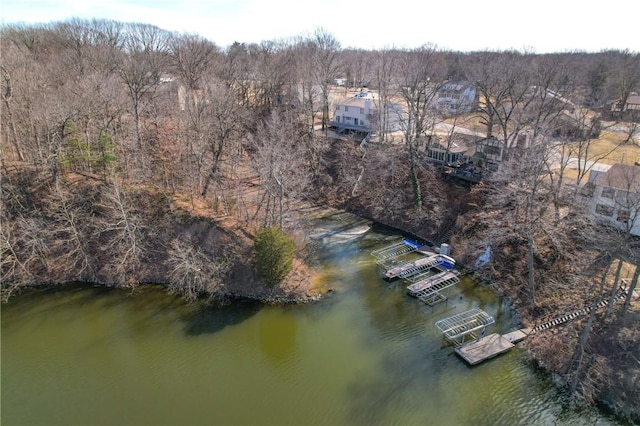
[184,298,263,336]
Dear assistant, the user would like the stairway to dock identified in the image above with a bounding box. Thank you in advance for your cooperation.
[530,289,628,334]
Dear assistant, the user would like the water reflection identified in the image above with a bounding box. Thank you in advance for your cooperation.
[184,299,262,335]
[258,307,299,366]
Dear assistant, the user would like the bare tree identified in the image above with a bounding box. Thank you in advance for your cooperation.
[167,235,230,303]
[310,28,341,132]
[169,33,219,91]
[247,110,310,228]
[372,47,399,143]
[119,23,170,178]
[396,45,446,209]
[96,176,147,286]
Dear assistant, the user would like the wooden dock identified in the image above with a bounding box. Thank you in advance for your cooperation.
[454,328,532,365]
[455,333,515,365]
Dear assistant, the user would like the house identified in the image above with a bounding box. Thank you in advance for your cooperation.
[588,163,640,236]
[330,91,403,134]
[425,134,476,166]
[435,82,477,115]
[610,92,640,114]
[472,137,506,171]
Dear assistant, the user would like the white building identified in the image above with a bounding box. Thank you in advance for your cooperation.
[331,91,403,133]
[436,82,477,115]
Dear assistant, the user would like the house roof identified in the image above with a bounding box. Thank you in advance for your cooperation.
[595,163,640,192]
[439,81,474,93]
[627,94,640,105]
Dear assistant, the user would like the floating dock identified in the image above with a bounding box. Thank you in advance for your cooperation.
[454,329,532,365]
[454,333,515,365]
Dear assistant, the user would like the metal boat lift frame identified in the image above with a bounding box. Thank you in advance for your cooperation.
[435,308,495,346]
[371,239,420,267]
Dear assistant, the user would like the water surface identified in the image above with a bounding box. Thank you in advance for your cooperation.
[1,215,616,425]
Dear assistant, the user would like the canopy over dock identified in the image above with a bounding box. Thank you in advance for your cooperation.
[435,308,495,346]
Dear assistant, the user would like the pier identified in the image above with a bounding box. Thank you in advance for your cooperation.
[438,287,632,366]
[454,333,516,365]
[372,239,458,306]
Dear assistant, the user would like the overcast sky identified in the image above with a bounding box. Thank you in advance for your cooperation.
[2,0,637,53]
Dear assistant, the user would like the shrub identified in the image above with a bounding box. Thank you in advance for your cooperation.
[253,227,295,287]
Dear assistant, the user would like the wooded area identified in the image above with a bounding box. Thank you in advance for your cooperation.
[1,19,639,422]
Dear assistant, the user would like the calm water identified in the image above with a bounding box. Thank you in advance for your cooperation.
[1,212,617,425]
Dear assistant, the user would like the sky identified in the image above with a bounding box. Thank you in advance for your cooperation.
[1,0,637,53]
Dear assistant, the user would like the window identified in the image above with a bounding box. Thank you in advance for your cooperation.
[360,108,364,114]
[484,145,502,156]
[354,118,359,125]
[617,209,630,223]
[344,106,349,112]
[595,204,615,216]
[601,187,615,199]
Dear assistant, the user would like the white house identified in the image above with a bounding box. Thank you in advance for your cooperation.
[588,163,640,236]
[330,91,403,133]
[436,82,477,115]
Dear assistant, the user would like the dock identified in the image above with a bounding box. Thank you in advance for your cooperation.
[455,333,515,365]
[454,328,532,365]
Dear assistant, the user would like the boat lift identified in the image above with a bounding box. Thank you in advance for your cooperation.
[407,270,461,306]
[371,239,420,267]
[435,308,495,346]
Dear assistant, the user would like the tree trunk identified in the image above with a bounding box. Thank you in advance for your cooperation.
[526,232,536,307]
[605,259,623,320]
[622,265,639,316]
